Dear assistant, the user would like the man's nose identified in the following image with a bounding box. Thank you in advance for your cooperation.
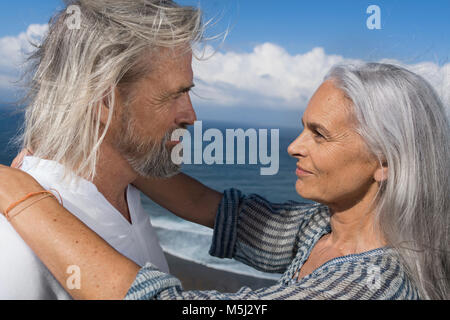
[175,94,197,126]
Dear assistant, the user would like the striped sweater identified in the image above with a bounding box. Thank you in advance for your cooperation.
[125,188,421,300]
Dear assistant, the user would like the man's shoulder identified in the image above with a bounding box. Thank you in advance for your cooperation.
[20,156,81,192]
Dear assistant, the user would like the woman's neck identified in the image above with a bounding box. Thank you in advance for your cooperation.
[325,183,387,255]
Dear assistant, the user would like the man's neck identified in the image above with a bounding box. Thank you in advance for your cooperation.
[92,143,138,223]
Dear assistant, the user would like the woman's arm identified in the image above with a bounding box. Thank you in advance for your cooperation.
[132,174,223,228]
[0,166,329,300]
[0,165,139,300]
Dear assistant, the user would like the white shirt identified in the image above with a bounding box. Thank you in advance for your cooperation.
[0,156,169,300]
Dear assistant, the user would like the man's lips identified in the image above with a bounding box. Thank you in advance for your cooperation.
[166,128,185,147]
[166,140,181,147]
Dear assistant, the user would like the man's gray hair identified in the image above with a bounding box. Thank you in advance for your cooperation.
[326,63,449,299]
[21,0,204,181]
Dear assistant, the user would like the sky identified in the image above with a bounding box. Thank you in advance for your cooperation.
[0,0,449,127]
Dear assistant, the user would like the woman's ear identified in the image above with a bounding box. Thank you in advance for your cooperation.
[374,160,388,182]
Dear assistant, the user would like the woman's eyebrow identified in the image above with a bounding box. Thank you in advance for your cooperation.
[301,117,331,136]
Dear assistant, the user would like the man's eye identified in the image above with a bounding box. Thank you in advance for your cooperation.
[173,90,190,100]
[313,131,324,139]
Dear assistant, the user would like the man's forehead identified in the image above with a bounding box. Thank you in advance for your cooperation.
[144,48,193,79]
[139,47,193,83]
[148,46,193,65]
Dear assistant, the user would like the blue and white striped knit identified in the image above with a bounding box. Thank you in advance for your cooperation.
[125,188,421,300]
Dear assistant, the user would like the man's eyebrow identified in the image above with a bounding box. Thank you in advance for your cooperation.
[160,83,195,101]
[174,83,195,94]
[301,117,331,136]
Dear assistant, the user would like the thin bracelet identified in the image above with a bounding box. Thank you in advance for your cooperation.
[4,191,58,218]
[6,194,55,220]
[49,188,63,207]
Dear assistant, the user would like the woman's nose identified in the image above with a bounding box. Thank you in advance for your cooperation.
[288,132,308,158]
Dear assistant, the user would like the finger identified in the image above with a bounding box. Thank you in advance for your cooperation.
[11,148,30,169]
[11,158,20,169]
[11,157,22,169]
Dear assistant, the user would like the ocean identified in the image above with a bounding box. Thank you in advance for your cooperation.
[0,106,313,280]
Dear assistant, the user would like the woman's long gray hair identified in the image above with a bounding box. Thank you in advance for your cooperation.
[20,0,204,181]
[326,63,449,299]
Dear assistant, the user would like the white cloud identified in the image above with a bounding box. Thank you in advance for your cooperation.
[192,44,353,109]
[193,43,450,113]
[0,24,48,97]
[0,24,48,69]
[0,24,448,114]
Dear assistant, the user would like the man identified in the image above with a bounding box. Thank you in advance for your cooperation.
[0,0,202,299]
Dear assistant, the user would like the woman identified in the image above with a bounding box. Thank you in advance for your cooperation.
[0,63,448,300]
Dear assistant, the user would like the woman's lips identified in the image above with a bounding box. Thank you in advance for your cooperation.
[296,166,313,177]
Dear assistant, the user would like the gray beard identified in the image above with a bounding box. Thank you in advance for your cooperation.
[125,131,180,178]
[114,114,180,179]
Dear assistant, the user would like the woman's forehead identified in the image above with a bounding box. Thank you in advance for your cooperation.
[303,81,353,128]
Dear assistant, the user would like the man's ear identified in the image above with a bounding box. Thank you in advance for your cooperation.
[374,160,388,182]
[98,99,110,126]
[98,87,121,126]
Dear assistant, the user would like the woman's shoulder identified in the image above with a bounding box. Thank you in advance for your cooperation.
[294,247,422,300]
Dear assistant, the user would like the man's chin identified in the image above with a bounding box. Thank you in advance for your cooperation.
[136,164,181,179]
